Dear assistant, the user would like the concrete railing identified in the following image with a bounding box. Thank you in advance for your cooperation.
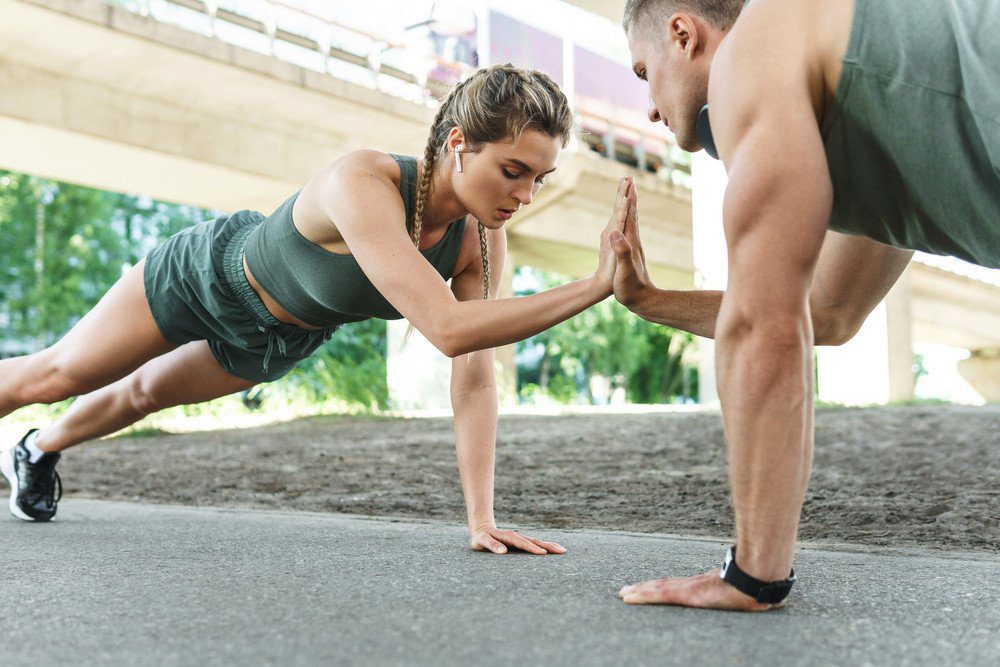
[104,0,689,187]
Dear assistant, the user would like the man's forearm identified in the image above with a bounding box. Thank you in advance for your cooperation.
[630,287,845,345]
[716,317,814,582]
[629,288,725,338]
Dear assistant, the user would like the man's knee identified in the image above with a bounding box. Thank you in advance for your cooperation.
[814,310,865,346]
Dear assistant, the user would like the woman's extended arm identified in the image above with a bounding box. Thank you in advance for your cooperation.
[321,160,635,357]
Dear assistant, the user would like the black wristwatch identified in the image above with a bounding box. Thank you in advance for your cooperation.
[719,545,796,604]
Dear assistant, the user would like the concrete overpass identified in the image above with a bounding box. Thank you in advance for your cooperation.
[1,0,997,406]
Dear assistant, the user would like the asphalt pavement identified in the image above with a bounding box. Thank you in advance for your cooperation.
[2,499,998,666]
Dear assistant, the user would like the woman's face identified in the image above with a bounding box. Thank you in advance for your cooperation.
[451,129,563,229]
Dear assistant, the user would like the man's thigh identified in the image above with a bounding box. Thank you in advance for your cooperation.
[810,230,914,345]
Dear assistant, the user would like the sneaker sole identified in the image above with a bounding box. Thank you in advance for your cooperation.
[0,446,40,522]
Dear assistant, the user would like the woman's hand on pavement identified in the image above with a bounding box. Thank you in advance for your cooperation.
[469,522,567,555]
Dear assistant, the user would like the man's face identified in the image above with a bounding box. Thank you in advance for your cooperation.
[627,15,712,152]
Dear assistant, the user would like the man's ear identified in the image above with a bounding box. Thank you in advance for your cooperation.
[670,13,700,58]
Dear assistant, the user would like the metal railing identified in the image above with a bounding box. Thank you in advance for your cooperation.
[115,0,473,97]
[105,0,690,187]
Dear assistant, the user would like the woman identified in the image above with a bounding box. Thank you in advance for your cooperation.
[0,64,637,556]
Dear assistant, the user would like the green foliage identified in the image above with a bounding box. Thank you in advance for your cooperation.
[0,171,215,349]
[514,267,697,404]
[278,319,389,410]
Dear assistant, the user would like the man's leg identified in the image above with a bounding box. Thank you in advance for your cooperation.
[618,231,914,607]
[808,231,915,345]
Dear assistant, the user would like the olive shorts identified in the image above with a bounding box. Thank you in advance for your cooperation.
[142,211,338,383]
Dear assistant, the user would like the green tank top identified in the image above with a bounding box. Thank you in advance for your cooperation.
[243,154,467,327]
[820,0,999,268]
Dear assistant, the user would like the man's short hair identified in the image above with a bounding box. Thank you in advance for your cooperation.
[623,0,744,33]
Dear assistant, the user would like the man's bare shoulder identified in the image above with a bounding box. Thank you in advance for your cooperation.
[721,0,853,99]
[712,0,853,125]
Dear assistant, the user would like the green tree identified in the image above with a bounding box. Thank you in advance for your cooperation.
[281,319,389,410]
[0,171,217,349]
[0,172,127,347]
[514,266,697,404]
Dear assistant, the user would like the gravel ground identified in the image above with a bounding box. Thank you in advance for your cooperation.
[21,405,1000,552]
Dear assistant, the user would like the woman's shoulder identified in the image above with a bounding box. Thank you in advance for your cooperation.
[293,150,410,241]
[321,149,407,190]
[299,150,408,214]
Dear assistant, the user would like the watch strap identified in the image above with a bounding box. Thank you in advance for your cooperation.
[719,545,796,604]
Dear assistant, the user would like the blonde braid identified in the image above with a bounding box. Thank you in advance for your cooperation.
[477,222,490,300]
[411,74,481,248]
[411,109,446,248]
[411,143,435,249]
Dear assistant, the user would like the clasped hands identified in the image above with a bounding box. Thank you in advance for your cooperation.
[596,176,655,312]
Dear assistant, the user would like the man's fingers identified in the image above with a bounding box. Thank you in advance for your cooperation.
[628,184,639,227]
[617,181,634,231]
[618,578,683,605]
[608,177,632,228]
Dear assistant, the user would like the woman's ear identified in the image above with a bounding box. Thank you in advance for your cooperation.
[445,126,467,153]
[445,127,467,173]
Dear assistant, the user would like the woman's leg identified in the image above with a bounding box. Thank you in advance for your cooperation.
[0,260,178,418]
[35,340,257,453]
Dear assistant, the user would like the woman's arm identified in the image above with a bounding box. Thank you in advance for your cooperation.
[449,225,565,555]
[319,156,635,357]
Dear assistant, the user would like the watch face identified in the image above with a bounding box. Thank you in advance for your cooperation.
[720,547,735,578]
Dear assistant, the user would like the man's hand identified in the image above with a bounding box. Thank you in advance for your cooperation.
[470,522,566,555]
[618,571,781,611]
[610,184,653,310]
[593,177,636,296]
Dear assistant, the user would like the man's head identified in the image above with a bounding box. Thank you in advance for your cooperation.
[623,0,743,150]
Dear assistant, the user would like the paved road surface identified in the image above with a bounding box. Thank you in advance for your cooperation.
[2,500,998,666]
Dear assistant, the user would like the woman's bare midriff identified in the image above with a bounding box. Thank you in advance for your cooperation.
[242,256,323,331]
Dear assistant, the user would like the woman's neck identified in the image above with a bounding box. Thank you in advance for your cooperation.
[417,158,468,231]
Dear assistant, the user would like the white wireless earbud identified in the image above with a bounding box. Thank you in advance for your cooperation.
[455,144,465,173]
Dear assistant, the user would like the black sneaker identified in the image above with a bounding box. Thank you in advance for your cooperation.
[0,429,63,522]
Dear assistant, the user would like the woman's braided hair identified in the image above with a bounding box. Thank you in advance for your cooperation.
[412,64,574,300]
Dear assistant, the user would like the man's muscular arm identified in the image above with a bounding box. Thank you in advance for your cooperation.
[613,226,912,346]
[620,0,843,610]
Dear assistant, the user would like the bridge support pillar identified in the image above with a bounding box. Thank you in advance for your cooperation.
[691,152,729,407]
[958,348,1000,403]
[816,269,915,405]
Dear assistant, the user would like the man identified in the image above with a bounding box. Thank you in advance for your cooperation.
[611,0,999,610]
